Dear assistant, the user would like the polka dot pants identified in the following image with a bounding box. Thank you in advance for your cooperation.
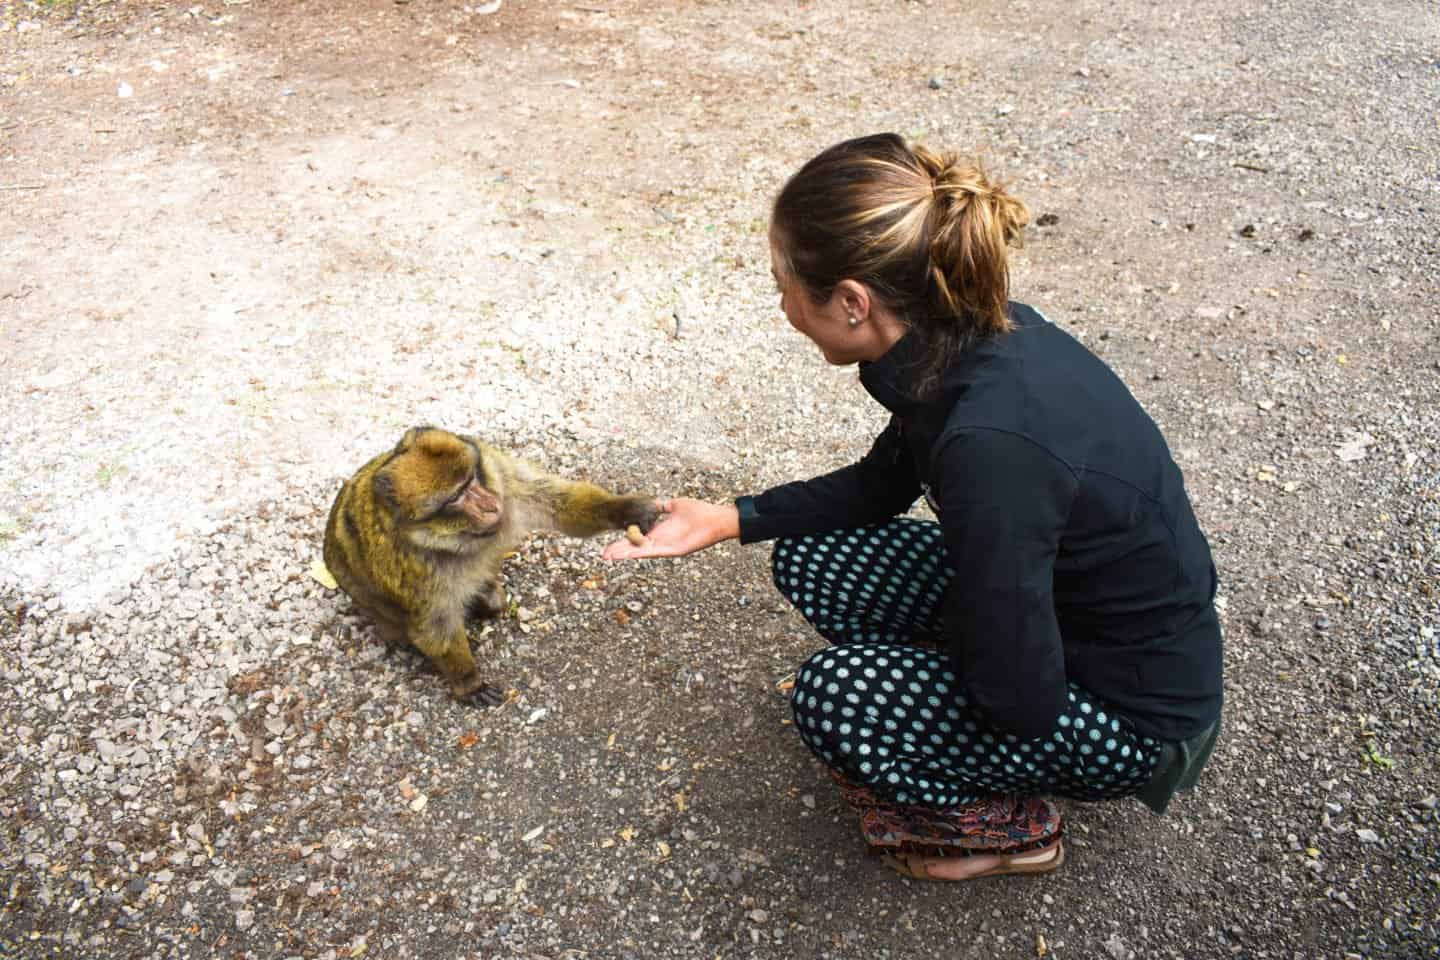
[776,519,1160,807]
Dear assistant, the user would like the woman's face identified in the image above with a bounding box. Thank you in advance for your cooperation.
[769,238,867,366]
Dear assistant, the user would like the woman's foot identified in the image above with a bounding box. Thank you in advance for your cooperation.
[882,839,1064,881]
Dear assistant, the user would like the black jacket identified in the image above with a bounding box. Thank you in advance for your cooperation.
[737,303,1223,742]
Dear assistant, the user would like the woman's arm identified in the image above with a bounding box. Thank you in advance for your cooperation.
[604,417,921,561]
[734,417,922,543]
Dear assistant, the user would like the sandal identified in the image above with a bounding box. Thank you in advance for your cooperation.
[855,791,1063,859]
[881,839,1065,881]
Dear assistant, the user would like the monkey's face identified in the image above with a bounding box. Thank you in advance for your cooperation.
[380,427,506,548]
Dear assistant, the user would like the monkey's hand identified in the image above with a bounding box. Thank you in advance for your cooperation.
[616,496,663,534]
[466,682,508,708]
[452,672,508,708]
[464,580,508,625]
[602,498,739,560]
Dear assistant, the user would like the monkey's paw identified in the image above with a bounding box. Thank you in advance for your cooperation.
[621,497,663,534]
[453,678,508,708]
[464,582,508,625]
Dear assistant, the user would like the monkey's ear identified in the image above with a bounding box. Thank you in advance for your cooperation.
[371,468,398,508]
[393,425,437,454]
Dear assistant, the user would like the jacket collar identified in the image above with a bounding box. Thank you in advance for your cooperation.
[859,328,969,421]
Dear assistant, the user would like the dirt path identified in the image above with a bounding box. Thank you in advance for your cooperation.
[2,1,1438,958]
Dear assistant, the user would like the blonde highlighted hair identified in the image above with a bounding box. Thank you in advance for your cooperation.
[771,133,1029,392]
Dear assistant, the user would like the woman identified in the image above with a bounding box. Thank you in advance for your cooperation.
[603,133,1223,882]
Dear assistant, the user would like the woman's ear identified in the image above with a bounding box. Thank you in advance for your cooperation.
[833,279,872,323]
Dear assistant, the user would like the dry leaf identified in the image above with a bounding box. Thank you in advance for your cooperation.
[457,731,479,750]
[408,794,428,813]
[397,778,416,801]
[613,609,631,626]
[1036,933,1049,957]
[673,791,688,813]
[227,670,268,696]
[655,840,671,859]
[600,838,616,849]
[521,825,545,843]
[606,733,617,750]
[618,826,636,843]
[308,558,338,590]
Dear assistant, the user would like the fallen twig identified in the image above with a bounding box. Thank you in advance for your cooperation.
[0,184,45,191]
[1232,162,1271,173]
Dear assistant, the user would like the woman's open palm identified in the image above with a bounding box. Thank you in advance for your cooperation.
[601,498,739,560]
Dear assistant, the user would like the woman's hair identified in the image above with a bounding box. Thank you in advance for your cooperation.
[771,132,1030,393]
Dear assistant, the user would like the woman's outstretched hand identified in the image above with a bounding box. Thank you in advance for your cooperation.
[602,498,740,560]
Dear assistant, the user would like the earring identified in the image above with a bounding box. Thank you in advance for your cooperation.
[847,315,860,328]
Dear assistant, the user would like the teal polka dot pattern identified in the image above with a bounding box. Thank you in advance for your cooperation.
[775,521,1159,808]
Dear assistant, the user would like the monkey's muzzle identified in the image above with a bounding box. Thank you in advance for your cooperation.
[456,482,504,534]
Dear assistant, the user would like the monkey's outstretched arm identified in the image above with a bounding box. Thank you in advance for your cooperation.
[506,459,661,539]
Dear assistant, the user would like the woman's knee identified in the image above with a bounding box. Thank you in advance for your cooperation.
[770,536,804,602]
[790,647,838,723]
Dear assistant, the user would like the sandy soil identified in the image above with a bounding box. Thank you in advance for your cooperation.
[2,1,1437,958]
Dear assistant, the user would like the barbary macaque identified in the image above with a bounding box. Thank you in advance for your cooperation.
[323,426,660,705]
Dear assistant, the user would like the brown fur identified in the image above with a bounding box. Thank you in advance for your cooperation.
[323,426,659,705]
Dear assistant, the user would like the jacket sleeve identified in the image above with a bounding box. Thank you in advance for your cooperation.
[736,417,921,544]
[932,428,1077,739]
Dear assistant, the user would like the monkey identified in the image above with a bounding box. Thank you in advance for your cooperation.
[322,425,661,706]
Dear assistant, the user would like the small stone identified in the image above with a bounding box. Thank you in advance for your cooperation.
[1104,933,1132,959]
[927,77,944,90]
[235,909,254,931]
[1354,828,1380,844]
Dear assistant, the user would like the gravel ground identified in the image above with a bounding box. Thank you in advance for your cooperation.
[2,0,1437,957]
